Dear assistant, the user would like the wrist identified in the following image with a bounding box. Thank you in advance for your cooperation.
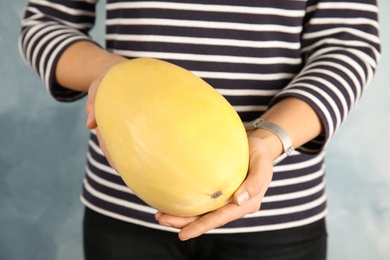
[97,52,127,71]
[93,52,127,81]
[246,118,294,164]
[248,128,283,160]
[55,41,127,92]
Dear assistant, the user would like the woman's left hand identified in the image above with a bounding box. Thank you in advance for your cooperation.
[155,136,274,241]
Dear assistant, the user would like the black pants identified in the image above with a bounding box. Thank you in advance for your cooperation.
[83,207,327,260]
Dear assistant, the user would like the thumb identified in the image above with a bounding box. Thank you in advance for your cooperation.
[85,70,105,129]
[233,137,274,206]
[85,59,126,129]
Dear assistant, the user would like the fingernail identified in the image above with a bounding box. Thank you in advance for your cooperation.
[237,191,249,206]
[179,235,189,241]
[155,211,162,220]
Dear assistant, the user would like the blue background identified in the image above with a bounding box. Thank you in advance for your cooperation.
[0,1,389,259]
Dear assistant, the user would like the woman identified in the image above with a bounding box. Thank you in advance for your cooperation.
[19,0,381,259]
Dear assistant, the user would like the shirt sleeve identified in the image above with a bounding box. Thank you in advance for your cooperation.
[269,0,381,153]
[19,0,98,102]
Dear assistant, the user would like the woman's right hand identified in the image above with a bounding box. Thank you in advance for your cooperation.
[55,41,127,168]
[85,58,127,169]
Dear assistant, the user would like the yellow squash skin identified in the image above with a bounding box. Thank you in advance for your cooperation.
[95,58,249,217]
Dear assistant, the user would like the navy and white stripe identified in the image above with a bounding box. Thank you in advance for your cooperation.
[19,0,380,233]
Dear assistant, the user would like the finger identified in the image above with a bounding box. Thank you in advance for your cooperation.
[154,211,163,220]
[85,107,96,129]
[156,213,200,229]
[234,137,273,206]
[96,128,117,170]
[178,194,262,241]
[85,80,99,129]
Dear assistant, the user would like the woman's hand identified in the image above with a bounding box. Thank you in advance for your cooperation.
[85,59,126,169]
[55,40,127,168]
[155,136,274,241]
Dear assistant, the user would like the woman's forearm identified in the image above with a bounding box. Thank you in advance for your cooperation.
[248,97,323,160]
[55,41,127,92]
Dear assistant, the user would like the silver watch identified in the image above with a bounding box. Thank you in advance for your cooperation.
[245,118,294,165]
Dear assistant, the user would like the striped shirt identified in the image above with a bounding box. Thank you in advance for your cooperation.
[19,0,380,233]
